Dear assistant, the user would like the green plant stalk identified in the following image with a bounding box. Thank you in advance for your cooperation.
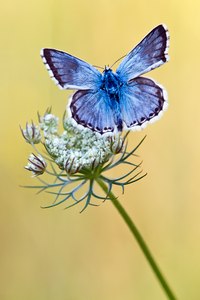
[96,178,177,300]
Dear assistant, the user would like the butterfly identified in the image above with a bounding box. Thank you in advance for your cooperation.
[41,24,169,134]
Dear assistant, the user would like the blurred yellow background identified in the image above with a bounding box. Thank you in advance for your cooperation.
[0,0,199,299]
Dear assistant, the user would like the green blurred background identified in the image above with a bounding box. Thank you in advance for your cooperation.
[0,0,199,299]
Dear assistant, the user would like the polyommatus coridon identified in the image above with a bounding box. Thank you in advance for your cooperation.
[41,24,169,134]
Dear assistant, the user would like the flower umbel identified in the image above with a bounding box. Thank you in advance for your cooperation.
[21,109,146,212]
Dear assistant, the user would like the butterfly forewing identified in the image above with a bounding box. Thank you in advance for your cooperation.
[116,24,169,82]
[41,49,102,90]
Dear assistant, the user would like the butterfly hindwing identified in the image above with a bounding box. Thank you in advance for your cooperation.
[116,24,169,82]
[119,77,168,130]
[41,49,102,90]
[69,89,116,134]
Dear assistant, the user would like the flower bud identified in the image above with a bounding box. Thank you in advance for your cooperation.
[109,135,124,154]
[20,122,41,144]
[25,153,46,177]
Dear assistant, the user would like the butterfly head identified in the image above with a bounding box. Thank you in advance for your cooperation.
[104,65,110,71]
[101,67,122,95]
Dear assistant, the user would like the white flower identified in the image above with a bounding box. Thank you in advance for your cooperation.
[22,108,146,211]
[42,117,123,173]
[40,113,59,134]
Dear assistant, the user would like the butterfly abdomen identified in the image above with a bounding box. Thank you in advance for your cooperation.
[110,94,123,131]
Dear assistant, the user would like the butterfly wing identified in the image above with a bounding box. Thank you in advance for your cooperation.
[119,77,168,130]
[116,24,169,82]
[41,48,102,90]
[69,89,115,134]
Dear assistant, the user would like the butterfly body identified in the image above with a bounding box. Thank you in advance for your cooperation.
[41,24,169,134]
[100,68,123,131]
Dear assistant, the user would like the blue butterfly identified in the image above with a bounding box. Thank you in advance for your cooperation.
[41,24,169,134]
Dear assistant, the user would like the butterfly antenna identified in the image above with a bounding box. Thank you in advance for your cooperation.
[110,54,126,69]
[93,65,104,70]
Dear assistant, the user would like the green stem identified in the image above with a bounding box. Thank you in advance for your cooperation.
[96,178,177,300]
